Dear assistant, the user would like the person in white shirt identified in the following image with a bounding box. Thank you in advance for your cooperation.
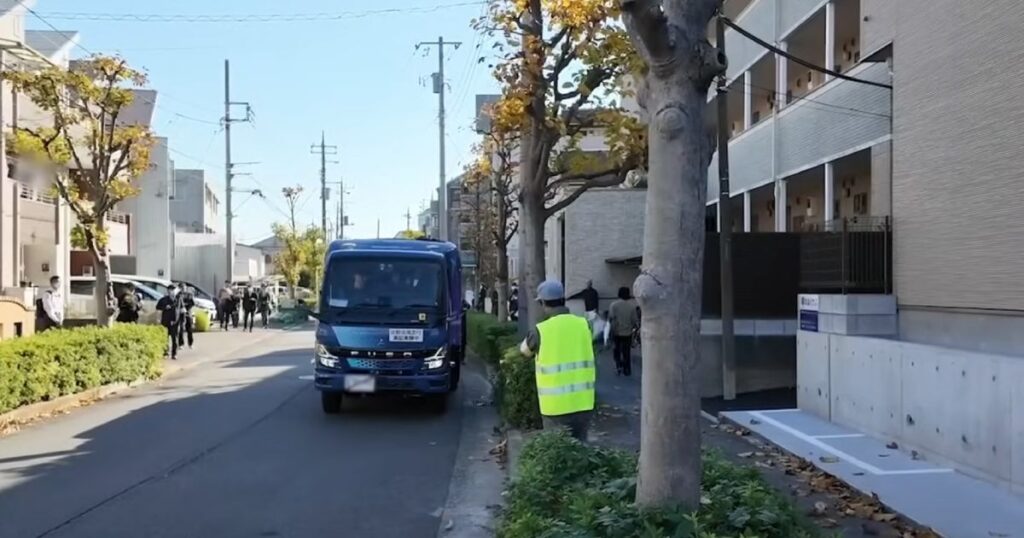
[37,275,64,331]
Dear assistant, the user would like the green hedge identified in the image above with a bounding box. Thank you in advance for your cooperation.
[467,312,517,364]
[498,345,543,430]
[0,324,167,415]
[500,432,819,538]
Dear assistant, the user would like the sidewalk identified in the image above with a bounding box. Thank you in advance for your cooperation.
[588,347,942,537]
[722,409,1024,538]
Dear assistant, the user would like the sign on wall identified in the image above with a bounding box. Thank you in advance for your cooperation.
[799,294,819,332]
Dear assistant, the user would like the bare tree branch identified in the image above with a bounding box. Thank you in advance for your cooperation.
[544,166,631,217]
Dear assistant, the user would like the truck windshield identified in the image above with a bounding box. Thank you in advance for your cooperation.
[325,257,444,311]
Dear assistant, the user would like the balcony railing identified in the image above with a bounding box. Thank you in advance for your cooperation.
[19,184,56,204]
[799,216,892,294]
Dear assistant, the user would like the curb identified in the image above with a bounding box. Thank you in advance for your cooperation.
[435,360,505,538]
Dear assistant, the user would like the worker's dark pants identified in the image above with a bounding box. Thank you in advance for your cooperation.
[243,309,256,331]
[219,301,232,330]
[178,314,194,347]
[612,335,633,376]
[542,410,592,442]
[165,323,179,358]
[260,308,270,328]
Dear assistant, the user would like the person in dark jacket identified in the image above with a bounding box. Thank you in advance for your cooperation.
[178,285,196,349]
[568,280,600,329]
[157,285,183,360]
[116,282,142,323]
[242,286,258,332]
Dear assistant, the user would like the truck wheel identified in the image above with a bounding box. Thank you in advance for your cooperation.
[321,392,342,414]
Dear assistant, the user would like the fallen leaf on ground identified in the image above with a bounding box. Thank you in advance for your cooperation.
[812,501,828,515]
[749,418,762,425]
[754,460,773,469]
[820,518,838,528]
[819,455,840,464]
[886,441,899,449]
[911,450,923,461]
[873,512,898,522]
[737,451,754,458]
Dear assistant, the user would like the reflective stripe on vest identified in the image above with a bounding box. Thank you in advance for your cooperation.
[535,313,596,416]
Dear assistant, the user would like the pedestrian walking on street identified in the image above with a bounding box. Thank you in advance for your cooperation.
[257,284,272,329]
[568,280,600,324]
[157,284,183,360]
[116,282,142,323]
[609,287,640,376]
[520,280,596,441]
[218,280,234,331]
[242,286,257,332]
[178,285,196,349]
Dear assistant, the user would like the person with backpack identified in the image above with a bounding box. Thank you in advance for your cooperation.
[157,285,184,360]
[242,286,258,332]
[36,275,64,332]
[116,282,142,323]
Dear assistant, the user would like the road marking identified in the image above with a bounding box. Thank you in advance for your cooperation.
[748,411,954,476]
[297,375,314,381]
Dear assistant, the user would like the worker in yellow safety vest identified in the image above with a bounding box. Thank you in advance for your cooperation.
[520,280,596,441]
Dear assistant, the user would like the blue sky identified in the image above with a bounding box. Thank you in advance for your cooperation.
[28,0,498,243]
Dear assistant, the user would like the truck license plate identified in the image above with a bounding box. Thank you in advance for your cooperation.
[344,375,376,393]
[389,328,424,343]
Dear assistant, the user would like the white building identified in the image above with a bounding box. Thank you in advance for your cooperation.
[171,169,220,234]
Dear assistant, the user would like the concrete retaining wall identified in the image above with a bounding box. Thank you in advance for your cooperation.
[798,330,1024,491]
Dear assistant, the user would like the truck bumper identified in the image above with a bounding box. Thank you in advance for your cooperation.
[314,368,451,394]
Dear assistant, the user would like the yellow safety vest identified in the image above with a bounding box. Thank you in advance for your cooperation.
[535,313,596,416]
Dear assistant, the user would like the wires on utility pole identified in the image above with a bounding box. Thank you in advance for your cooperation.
[416,36,461,242]
[310,132,338,238]
[223,59,253,283]
[403,208,413,231]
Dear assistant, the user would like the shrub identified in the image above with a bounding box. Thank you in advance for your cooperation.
[499,432,818,538]
[0,324,166,415]
[467,312,517,364]
[194,310,211,332]
[498,345,542,430]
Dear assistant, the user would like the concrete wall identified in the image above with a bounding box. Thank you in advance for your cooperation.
[859,0,895,57]
[700,334,796,398]
[868,141,892,217]
[171,169,209,233]
[799,329,1024,491]
[553,189,646,314]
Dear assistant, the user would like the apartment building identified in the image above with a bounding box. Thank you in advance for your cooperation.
[710,0,1024,489]
[708,0,891,235]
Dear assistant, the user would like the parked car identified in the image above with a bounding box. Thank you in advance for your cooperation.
[117,275,218,321]
[68,276,162,324]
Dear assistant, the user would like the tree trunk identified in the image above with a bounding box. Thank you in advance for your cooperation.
[495,243,510,322]
[92,248,115,327]
[623,0,725,510]
[518,182,547,326]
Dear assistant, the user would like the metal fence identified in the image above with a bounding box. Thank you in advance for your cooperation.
[799,216,892,294]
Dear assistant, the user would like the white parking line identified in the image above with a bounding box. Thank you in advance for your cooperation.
[814,433,865,440]
[748,411,954,476]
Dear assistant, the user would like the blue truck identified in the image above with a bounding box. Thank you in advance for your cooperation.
[311,238,465,413]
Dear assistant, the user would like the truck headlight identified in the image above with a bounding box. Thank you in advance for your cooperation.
[316,345,339,368]
[425,347,446,369]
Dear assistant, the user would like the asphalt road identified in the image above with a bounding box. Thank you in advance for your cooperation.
[0,330,468,538]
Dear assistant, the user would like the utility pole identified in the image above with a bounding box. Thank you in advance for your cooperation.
[326,180,347,239]
[416,36,461,242]
[223,59,253,284]
[716,17,737,401]
[376,219,380,239]
[403,208,412,231]
[310,132,337,238]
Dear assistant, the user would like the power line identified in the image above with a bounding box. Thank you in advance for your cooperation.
[727,82,891,121]
[34,2,487,23]
[721,16,892,90]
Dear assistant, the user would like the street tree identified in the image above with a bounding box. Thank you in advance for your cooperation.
[620,0,726,509]
[465,130,519,321]
[301,227,327,298]
[273,186,306,300]
[3,55,154,326]
[479,0,646,323]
